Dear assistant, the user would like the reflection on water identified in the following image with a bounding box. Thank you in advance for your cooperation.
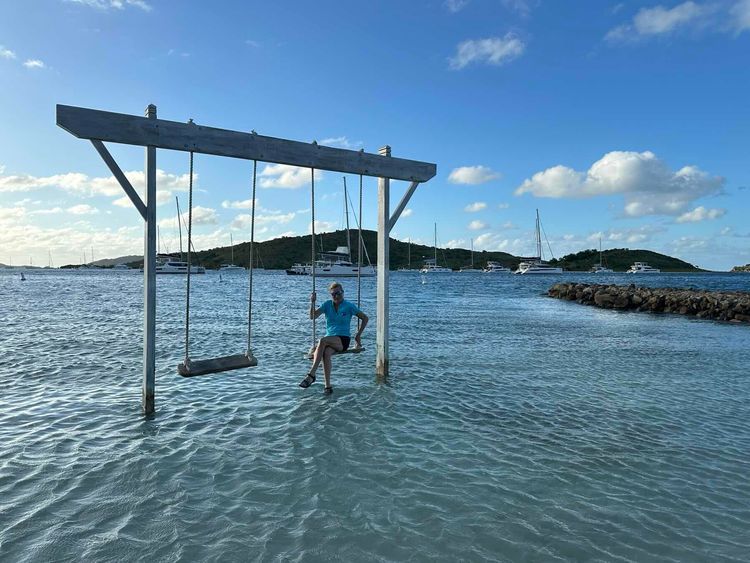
[1,270,749,561]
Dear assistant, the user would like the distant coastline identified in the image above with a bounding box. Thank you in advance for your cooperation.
[42,229,735,272]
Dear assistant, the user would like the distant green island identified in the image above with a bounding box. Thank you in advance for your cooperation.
[55,229,712,272]
[732,264,750,272]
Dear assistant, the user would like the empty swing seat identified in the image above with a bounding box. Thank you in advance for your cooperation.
[178,353,258,377]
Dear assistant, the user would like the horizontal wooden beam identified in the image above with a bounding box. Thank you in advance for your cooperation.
[57,105,437,183]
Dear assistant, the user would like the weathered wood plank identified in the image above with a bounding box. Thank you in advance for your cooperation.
[178,353,258,377]
[389,181,419,232]
[57,105,437,182]
[90,140,147,220]
[143,105,157,415]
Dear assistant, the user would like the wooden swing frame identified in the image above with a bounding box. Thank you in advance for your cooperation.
[56,103,436,414]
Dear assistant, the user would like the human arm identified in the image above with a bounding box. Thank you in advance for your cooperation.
[354,311,368,347]
[309,292,324,320]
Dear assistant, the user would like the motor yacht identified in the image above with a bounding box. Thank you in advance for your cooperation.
[483,261,512,273]
[627,262,660,274]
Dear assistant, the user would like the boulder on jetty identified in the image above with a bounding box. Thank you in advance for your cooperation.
[548,283,750,324]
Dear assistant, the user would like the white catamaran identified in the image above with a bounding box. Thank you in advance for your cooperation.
[590,236,614,273]
[220,233,246,272]
[286,179,376,277]
[515,209,563,275]
[460,238,482,273]
[420,223,452,273]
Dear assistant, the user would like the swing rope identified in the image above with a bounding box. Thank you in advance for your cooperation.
[246,160,258,358]
[356,174,363,332]
[184,151,195,363]
[178,150,258,377]
[310,168,317,349]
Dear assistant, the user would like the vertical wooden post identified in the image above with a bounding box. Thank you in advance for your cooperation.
[143,104,157,415]
[376,146,391,377]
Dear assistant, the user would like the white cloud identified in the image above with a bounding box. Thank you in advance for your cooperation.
[221,198,258,210]
[444,0,470,13]
[515,150,724,217]
[501,221,515,229]
[67,204,99,215]
[587,225,665,245]
[159,206,217,228]
[468,220,488,231]
[605,0,736,42]
[449,34,525,69]
[245,39,260,48]
[232,212,295,230]
[464,201,487,212]
[502,0,537,16]
[401,208,413,218]
[498,202,510,209]
[0,46,16,59]
[319,136,362,149]
[675,206,726,223]
[23,59,45,69]
[0,206,26,222]
[730,0,750,33]
[448,165,501,185]
[0,167,190,203]
[259,164,322,189]
[67,0,152,11]
[31,207,64,215]
[445,238,467,248]
[311,220,336,233]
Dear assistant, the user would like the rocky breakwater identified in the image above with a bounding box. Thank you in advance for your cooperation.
[548,283,750,324]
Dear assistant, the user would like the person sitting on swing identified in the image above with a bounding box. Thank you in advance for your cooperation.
[299,281,368,393]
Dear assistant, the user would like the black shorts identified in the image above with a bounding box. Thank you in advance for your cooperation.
[339,336,350,351]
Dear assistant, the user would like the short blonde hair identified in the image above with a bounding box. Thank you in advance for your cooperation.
[328,281,343,291]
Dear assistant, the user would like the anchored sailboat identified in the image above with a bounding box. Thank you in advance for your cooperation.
[590,237,613,273]
[515,209,563,275]
[420,223,452,273]
[220,233,245,272]
[460,238,482,272]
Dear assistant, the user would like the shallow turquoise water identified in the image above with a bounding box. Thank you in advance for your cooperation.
[1,269,749,561]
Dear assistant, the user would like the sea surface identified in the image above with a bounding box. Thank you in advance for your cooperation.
[1,268,749,562]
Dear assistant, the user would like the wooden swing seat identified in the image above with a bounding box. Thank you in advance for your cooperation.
[305,346,365,360]
[178,353,258,377]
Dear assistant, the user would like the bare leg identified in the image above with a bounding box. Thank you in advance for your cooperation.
[323,347,335,388]
[309,336,343,378]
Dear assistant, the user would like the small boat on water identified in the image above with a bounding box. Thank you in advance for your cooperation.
[515,210,563,275]
[220,234,245,272]
[483,261,512,273]
[113,264,131,271]
[420,223,452,273]
[627,262,660,274]
[460,239,482,273]
[286,180,375,277]
[156,260,206,274]
[591,237,614,273]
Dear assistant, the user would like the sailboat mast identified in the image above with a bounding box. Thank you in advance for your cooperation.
[535,209,542,260]
[343,178,351,262]
[434,223,438,266]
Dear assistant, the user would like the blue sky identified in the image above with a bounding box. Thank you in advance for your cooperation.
[1,0,749,269]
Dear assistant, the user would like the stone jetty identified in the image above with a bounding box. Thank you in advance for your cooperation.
[548,283,750,323]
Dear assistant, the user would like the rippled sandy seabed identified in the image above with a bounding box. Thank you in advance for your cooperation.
[1,270,749,562]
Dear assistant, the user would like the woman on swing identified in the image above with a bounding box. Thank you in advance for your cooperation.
[299,281,368,394]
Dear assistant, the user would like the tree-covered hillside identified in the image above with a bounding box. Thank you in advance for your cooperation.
[549,248,703,272]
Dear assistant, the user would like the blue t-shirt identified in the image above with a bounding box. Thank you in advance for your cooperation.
[320,299,361,337]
